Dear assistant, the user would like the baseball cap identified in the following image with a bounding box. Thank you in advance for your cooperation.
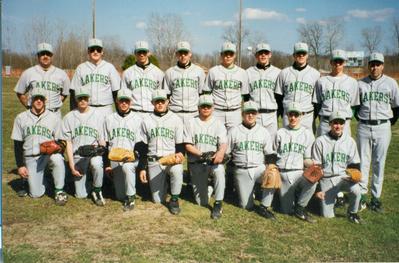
[117,89,132,101]
[369,52,384,63]
[221,42,236,53]
[293,42,308,54]
[31,88,47,99]
[242,101,259,113]
[37,43,53,54]
[177,41,191,52]
[152,89,168,102]
[88,38,103,48]
[255,43,271,53]
[135,41,149,52]
[75,87,90,99]
[331,49,347,61]
[287,102,302,114]
[329,111,346,122]
[198,95,213,107]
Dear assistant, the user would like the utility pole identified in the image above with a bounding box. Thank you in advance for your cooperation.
[237,0,242,67]
[92,0,96,38]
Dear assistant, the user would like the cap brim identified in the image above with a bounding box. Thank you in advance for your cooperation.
[177,48,190,52]
[243,108,258,112]
[118,96,131,100]
[294,49,308,54]
[369,59,384,63]
[152,96,167,101]
[332,57,346,61]
[288,110,301,114]
[32,94,46,99]
[222,49,235,53]
[76,94,90,98]
[135,48,149,52]
[330,117,345,122]
[88,45,103,48]
[199,103,213,106]
[256,49,271,53]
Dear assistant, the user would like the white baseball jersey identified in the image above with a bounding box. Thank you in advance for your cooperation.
[227,123,274,168]
[274,126,314,170]
[11,110,60,156]
[246,65,281,110]
[358,75,399,120]
[313,74,359,118]
[60,107,105,153]
[140,111,184,157]
[70,60,121,106]
[14,65,70,110]
[183,116,227,163]
[164,63,205,112]
[121,64,164,111]
[203,65,249,110]
[104,111,143,150]
[312,133,360,177]
[275,65,320,112]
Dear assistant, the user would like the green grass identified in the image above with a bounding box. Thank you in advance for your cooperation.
[2,76,399,262]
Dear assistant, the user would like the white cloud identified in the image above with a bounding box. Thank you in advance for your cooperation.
[347,8,395,22]
[135,22,146,29]
[296,17,306,24]
[201,20,234,27]
[295,8,307,12]
[243,8,287,20]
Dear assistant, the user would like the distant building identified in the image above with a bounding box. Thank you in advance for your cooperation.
[346,51,364,67]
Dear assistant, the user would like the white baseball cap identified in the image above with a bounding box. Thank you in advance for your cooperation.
[177,41,191,52]
[152,89,168,101]
[37,43,53,54]
[255,43,271,53]
[117,89,132,101]
[287,102,302,114]
[369,52,384,63]
[135,41,149,52]
[75,87,91,99]
[88,38,103,48]
[331,49,347,61]
[329,110,346,122]
[293,42,308,54]
[221,42,236,53]
[31,88,47,99]
[242,101,259,113]
[198,95,213,106]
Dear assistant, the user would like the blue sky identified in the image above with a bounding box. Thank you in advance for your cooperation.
[2,0,398,55]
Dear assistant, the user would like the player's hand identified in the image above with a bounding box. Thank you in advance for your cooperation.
[105,166,112,175]
[212,151,224,164]
[139,170,148,183]
[315,191,325,200]
[175,152,184,164]
[71,167,82,177]
[18,166,29,178]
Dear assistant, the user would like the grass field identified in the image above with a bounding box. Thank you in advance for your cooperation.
[2,76,399,262]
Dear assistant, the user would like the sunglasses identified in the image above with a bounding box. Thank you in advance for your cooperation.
[332,120,345,125]
[154,99,166,104]
[135,50,148,55]
[222,51,235,56]
[332,59,345,64]
[199,105,212,109]
[256,50,270,55]
[88,47,103,53]
[288,112,300,117]
[177,51,189,56]
[295,51,307,56]
[38,51,53,57]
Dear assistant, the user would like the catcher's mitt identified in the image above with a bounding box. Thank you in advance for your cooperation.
[159,153,185,166]
[40,140,62,155]
[108,148,136,162]
[198,151,230,165]
[346,168,362,183]
[303,164,323,184]
[77,145,106,157]
[261,164,281,189]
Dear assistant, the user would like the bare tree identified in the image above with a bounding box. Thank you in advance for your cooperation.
[53,31,87,69]
[323,18,344,56]
[297,21,324,69]
[222,22,250,55]
[392,17,399,55]
[101,36,128,71]
[361,26,383,55]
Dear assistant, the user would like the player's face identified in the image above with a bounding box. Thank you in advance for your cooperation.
[31,96,46,111]
[330,119,345,136]
[221,51,235,67]
[153,99,168,113]
[135,50,150,65]
[88,46,103,64]
[255,50,271,65]
[117,99,131,113]
[199,104,213,118]
[176,51,192,65]
[77,96,89,110]
[368,62,384,79]
[331,59,345,74]
[287,112,302,128]
[293,52,308,66]
[37,51,53,69]
[242,111,257,126]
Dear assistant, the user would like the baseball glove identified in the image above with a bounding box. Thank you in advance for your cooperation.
[303,164,324,184]
[261,164,281,189]
[77,145,106,157]
[108,147,135,162]
[346,168,362,183]
[40,140,62,155]
[159,153,185,166]
[198,151,230,165]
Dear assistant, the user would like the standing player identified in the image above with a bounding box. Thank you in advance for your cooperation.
[70,38,121,116]
[246,43,281,139]
[312,111,362,223]
[104,89,143,211]
[60,87,106,206]
[184,95,227,219]
[275,42,320,132]
[202,42,249,131]
[313,50,359,136]
[164,41,206,125]
[14,43,70,119]
[356,52,399,212]
[227,101,277,219]
[138,90,185,215]
[11,88,67,205]
[121,41,164,118]
[274,103,316,222]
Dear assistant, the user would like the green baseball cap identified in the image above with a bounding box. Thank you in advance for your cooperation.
[75,87,90,99]
[221,42,236,53]
[369,52,384,63]
[329,111,346,122]
[331,49,347,61]
[287,102,302,114]
[198,95,213,106]
[152,89,167,102]
[242,101,259,113]
[135,41,149,52]
[177,41,191,52]
[117,89,132,101]
[31,88,47,99]
[37,43,53,54]
[88,38,103,48]
[294,42,308,54]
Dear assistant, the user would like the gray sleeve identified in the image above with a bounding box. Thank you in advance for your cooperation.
[391,79,399,108]
[11,116,23,141]
[109,65,121,92]
[241,70,249,95]
[14,71,29,94]
[274,71,284,95]
[183,121,194,144]
[70,67,82,91]
[175,117,184,144]
[311,139,322,165]
[61,71,71,96]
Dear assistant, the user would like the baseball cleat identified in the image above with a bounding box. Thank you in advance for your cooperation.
[123,195,135,211]
[369,197,383,213]
[211,201,223,219]
[17,189,28,197]
[258,205,276,220]
[359,194,368,212]
[347,212,362,224]
[294,206,315,223]
[92,191,105,206]
[168,199,181,215]
[55,191,68,206]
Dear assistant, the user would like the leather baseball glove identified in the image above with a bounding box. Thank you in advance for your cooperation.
[108,147,136,162]
[346,168,362,183]
[261,164,281,189]
[303,164,323,184]
[159,153,185,166]
[40,140,62,155]
[77,145,106,157]
[198,151,230,165]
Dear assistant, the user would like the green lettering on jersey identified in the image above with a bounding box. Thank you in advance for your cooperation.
[287,81,313,94]
[149,127,174,140]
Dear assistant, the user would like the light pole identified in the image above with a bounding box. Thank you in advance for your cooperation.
[92,0,96,38]
[237,0,242,66]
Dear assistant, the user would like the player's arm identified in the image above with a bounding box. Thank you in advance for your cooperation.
[390,107,399,125]
[16,93,29,109]
[69,90,77,110]
[66,140,81,177]
[213,143,227,164]
[135,141,148,183]
[185,144,202,157]
[14,140,28,178]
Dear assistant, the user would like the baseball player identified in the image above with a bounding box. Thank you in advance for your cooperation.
[202,42,249,131]
[14,43,70,119]
[227,101,277,219]
[312,111,362,223]
[138,90,185,215]
[104,89,143,211]
[60,87,106,206]
[121,41,165,118]
[246,43,281,139]
[356,52,399,213]
[11,88,67,205]
[70,38,121,116]
[274,102,316,222]
[313,49,359,136]
[184,95,227,219]
[163,41,206,125]
[275,42,320,132]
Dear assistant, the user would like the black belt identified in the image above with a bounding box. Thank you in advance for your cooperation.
[216,108,240,112]
[303,110,314,114]
[360,119,388,125]
[48,108,60,112]
[258,109,276,113]
[147,156,161,162]
[235,165,257,169]
[91,105,107,107]
[132,109,152,113]
[321,116,352,122]
[25,153,41,157]
[280,168,302,172]
[174,110,197,113]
